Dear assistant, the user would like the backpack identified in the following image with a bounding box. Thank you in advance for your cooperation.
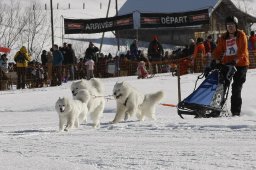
[15,52,26,63]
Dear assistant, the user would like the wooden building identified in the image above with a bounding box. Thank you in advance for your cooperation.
[118,0,256,45]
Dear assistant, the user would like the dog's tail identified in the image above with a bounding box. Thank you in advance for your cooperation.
[90,78,104,95]
[145,90,164,105]
[75,89,90,104]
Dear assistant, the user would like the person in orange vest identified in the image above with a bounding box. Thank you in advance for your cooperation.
[212,16,249,116]
[193,37,206,73]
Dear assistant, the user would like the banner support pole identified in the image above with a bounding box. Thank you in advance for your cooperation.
[115,0,120,51]
[50,0,54,48]
[100,0,111,53]
[177,60,181,103]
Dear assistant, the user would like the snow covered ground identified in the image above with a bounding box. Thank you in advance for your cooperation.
[1,0,256,169]
[0,69,256,170]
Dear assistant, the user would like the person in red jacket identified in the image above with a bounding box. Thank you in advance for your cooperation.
[248,31,256,68]
[249,31,256,50]
[213,16,249,116]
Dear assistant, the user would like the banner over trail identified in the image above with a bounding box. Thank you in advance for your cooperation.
[140,9,209,28]
[64,14,133,34]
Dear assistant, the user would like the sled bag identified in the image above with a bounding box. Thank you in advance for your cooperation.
[183,70,222,107]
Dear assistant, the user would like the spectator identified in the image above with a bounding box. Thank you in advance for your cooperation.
[148,35,164,61]
[47,48,53,85]
[85,57,95,80]
[137,61,148,79]
[138,51,152,74]
[213,16,249,116]
[204,35,216,67]
[60,42,69,65]
[248,31,256,50]
[41,50,47,66]
[114,55,120,77]
[60,43,69,82]
[129,39,139,60]
[188,39,196,56]
[0,54,9,86]
[193,37,206,73]
[77,58,86,79]
[14,46,31,89]
[52,44,64,86]
[0,54,9,73]
[163,51,170,61]
[84,42,99,61]
[66,43,76,80]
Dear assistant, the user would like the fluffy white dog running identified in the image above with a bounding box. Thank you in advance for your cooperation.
[55,89,90,131]
[71,78,105,128]
[112,81,164,124]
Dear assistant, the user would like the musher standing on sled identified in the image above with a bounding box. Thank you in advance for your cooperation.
[212,16,249,116]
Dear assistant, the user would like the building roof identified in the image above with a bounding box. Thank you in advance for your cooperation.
[119,0,256,23]
[218,0,256,23]
[119,0,219,15]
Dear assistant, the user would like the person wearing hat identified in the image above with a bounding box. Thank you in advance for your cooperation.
[212,16,249,116]
[84,42,99,61]
[14,46,31,89]
[137,60,148,79]
[147,35,164,61]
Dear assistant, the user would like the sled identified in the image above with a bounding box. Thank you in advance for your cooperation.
[177,64,237,119]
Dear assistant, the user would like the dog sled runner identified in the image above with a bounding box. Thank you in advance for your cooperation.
[177,64,236,119]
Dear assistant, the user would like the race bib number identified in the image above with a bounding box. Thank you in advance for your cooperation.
[225,38,237,56]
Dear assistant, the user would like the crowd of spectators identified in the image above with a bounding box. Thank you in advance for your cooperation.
[0,31,256,90]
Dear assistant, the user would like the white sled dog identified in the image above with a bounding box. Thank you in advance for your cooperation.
[55,91,90,131]
[71,78,105,128]
[112,82,164,124]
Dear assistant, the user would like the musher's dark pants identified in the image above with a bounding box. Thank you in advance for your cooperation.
[231,66,247,115]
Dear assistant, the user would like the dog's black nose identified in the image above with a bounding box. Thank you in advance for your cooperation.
[113,92,116,95]
[72,90,74,94]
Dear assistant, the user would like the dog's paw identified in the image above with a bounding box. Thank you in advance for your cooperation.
[92,124,100,128]
[110,120,119,124]
[64,128,69,132]
[124,113,129,121]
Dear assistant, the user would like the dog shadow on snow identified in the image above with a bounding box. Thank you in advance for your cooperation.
[6,129,56,136]
[82,120,140,127]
